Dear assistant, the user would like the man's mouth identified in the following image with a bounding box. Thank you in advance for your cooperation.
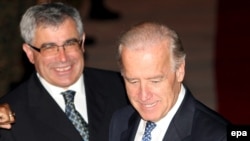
[55,65,71,72]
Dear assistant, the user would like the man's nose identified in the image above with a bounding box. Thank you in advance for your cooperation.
[139,84,152,101]
[57,47,67,61]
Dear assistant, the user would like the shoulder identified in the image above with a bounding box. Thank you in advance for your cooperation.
[184,87,229,126]
[192,103,229,140]
[193,99,230,128]
[190,95,230,140]
[1,81,28,102]
[84,67,125,89]
[83,67,128,102]
[0,73,42,106]
[180,88,230,139]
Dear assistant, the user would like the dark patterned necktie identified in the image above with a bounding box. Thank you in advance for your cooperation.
[142,121,156,141]
[61,90,89,141]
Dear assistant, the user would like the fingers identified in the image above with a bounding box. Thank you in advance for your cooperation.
[8,112,15,123]
[0,124,11,129]
[0,103,15,129]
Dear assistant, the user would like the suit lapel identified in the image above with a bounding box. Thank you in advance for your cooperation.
[83,69,111,140]
[163,88,195,141]
[120,111,141,141]
[27,74,83,141]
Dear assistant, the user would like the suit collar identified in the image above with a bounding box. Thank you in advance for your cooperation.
[121,86,196,141]
[83,68,119,140]
[28,70,115,141]
[27,73,83,141]
[163,87,195,140]
[120,110,141,141]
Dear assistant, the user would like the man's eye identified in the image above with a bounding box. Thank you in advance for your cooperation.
[65,41,75,46]
[65,40,78,46]
[41,45,57,51]
[127,79,138,84]
[151,80,161,83]
[130,81,138,84]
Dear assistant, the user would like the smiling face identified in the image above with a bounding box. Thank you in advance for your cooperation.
[23,18,85,88]
[121,40,185,122]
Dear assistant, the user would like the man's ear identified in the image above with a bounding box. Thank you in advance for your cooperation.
[22,43,35,64]
[176,61,185,82]
[81,33,86,52]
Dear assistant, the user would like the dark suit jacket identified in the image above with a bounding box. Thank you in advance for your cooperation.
[109,86,230,141]
[0,67,129,141]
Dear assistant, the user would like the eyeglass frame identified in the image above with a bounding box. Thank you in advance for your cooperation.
[27,38,83,54]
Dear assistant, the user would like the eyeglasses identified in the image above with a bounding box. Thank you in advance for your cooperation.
[28,39,82,56]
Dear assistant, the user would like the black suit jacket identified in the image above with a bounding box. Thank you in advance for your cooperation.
[0,67,129,141]
[109,87,230,141]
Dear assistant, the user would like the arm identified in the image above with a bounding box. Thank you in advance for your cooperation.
[0,103,15,129]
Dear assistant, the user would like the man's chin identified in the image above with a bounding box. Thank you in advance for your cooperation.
[49,79,74,88]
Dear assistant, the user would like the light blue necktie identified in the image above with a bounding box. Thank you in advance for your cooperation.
[142,121,156,141]
[61,90,89,141]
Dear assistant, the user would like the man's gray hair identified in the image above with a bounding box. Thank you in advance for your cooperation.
[20,2,84,44]
[117,22,186,71]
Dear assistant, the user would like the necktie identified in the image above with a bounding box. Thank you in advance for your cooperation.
[61,90,89,141]
[142,121,156,141]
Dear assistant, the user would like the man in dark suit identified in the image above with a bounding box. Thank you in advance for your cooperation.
[109,22,230,141]
[0,2,128,141]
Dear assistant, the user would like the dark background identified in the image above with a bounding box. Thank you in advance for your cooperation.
[0,0,249,124]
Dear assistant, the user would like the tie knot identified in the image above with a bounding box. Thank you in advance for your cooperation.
[145,121,156,132]
[61,90,76,104]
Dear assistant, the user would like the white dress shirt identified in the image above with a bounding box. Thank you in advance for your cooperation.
[134,84,186,141]
[37,73,88,123]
